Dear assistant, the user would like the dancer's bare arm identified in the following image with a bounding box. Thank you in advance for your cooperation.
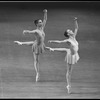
[23,30,36,35]
[45,46,54,51]
[14,41,34,46]
[14,41,22,45]
[51,48,68,52]
[74,17,78,36]
[48,39,68,43]
[45,46,67,52]
[42,9,47,28]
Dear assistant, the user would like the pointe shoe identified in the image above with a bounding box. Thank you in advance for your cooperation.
[66,85,71,94]
[36,73,40,82]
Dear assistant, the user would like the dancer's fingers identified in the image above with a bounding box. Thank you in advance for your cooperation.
[74,17,77,20]
[23,30,26,35]
[50,48,54,51]
[14,41,18,43]
[48,40,52,43]
[23,31,25,35]
[14,41,22,45]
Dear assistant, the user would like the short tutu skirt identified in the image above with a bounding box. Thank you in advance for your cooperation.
[32,40,45,55]
[65,49,80,64]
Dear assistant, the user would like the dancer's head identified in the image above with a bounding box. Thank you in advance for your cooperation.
[64,29,74,38]
[34,19,43,27]
[64,31,69,38]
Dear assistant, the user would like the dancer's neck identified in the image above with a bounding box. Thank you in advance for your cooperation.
[37,26,43,30]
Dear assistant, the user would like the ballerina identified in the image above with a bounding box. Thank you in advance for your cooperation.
[14,9,51,82]
[48,17,80,94]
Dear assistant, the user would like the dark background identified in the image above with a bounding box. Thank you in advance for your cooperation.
[0,1,100,41]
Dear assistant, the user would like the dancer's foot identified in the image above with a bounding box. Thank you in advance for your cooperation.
[14,41,22,45]
[66,85,71,94]
[36,73,40,82]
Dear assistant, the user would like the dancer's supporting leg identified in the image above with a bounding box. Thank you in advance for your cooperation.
[52,48,73,93]
[48,47,73,93]
[33,53,40,82]
[14,41,40,82]
[66,63,73,94]
[32,46,53,82]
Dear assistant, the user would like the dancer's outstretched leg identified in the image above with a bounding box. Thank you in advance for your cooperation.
[66,63,73,94]
[14,41,34,46]
[33,53,40,82]
[14,41,40,82]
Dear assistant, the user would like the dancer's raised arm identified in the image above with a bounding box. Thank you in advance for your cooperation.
[74,17,78,36]
[42,9,47,28]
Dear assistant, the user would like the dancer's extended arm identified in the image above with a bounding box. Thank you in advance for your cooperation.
[23,30,36,35]
[48,39,68,43]
[51,48,68,52]
[45,46,68,52]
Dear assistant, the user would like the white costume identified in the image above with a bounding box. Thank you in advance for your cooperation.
[65,37,79,64]
[32,40,45,55]
[31,29,46,55]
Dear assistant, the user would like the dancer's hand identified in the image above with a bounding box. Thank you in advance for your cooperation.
[50,48,54,51]
[48,40,52,43]
[14,41,18,44]
[14,41,22,45]
[23,30,28,35]
[43,9,47,13]
[74,17,77,20]
[23,30,26,35]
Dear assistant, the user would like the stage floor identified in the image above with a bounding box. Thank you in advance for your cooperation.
[0,41,100,98]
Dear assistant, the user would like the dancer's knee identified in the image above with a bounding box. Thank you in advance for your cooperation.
[34,54,39,62]
[67,64,72,71]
